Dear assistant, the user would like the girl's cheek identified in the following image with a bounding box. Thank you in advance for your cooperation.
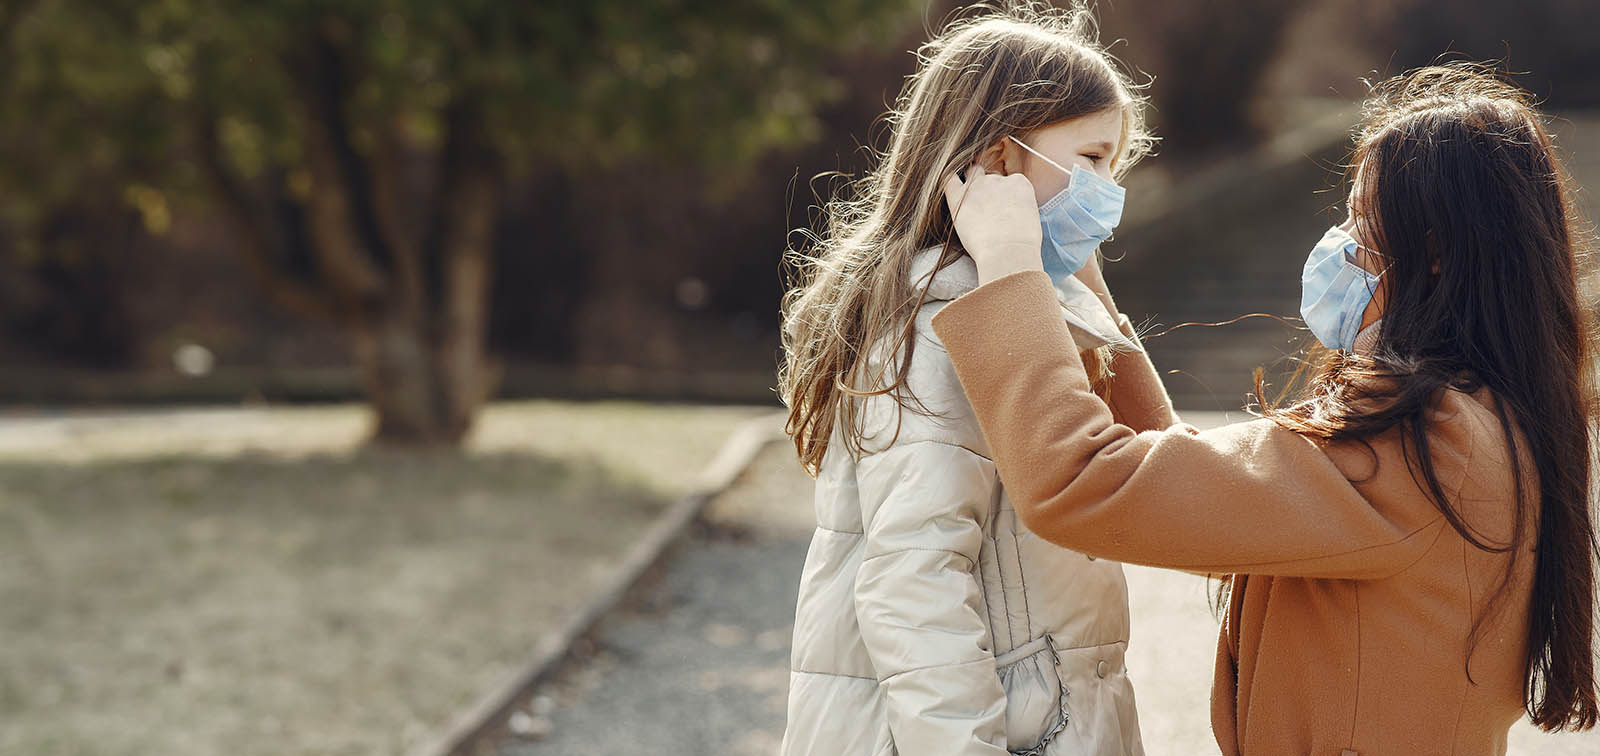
[1031,174,1069,204]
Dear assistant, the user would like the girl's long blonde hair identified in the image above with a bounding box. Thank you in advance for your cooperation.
[779,3,1153,474]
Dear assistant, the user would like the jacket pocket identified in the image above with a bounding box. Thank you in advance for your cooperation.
[995,635,1070,756]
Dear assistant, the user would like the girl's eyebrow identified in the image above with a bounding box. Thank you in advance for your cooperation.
[1081,140,1115,154]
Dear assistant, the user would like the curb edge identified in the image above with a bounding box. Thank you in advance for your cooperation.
[404,409,789,756]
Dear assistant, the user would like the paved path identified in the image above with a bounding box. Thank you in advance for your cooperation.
[492,531,806,755]
[490,412,1600,755]
[492,444,810,756]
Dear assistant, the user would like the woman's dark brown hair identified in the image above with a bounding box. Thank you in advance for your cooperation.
[1263,64,1598,730]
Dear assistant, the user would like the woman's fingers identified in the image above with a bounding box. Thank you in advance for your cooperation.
[943,162,984,217]
[941,160,1044,284]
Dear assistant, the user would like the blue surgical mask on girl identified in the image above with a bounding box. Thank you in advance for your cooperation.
[1007,136,1125,281]
[1300,226,1384,351]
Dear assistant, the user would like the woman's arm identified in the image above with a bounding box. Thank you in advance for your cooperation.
[1105,312,1179,432]
[929,271,1447,578]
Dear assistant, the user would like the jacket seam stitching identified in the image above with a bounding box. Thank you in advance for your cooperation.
[1011,525,1034,639]
[1048,638,1129,652]
[1349,581,1362,747]
[1184,516,1448,576]
[794,645,1132,684]
[861,547,976,567]
[858,438,993,463]
[979,536,1005,659]
[1374,518,1451,579]
[1449,538,1471,750]
[993,531,1017,651]
[1444,405,1482,499]
[791,668,878,681]
[813,523,864,535]
[877,654,995,683]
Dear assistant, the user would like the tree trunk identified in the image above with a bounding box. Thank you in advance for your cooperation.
[353,309,446,443]
[201,34,502,447]
[349,160,499,447]
[347,278,496,447]
[352,115,500,447]
[427,162,499,442]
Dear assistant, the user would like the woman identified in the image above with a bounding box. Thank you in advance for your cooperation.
[935,65,1598,754]
[777,6,1168,755]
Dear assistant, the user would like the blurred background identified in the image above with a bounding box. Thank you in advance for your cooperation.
[0,1,1596,754]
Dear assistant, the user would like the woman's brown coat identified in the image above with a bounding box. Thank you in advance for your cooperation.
[930,271,1538,756]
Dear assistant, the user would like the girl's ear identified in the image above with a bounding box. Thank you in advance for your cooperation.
[975,137,1026,176]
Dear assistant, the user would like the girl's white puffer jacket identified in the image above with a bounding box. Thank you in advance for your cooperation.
[781,248,1145,756]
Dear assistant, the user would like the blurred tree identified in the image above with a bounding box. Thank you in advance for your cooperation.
[1097,0,1306,154]
[0,200,140,368]
[1379,0,1600,107]
[0,0,918,444]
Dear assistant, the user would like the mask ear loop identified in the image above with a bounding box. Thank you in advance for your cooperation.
[1349,241,1388,281]
[1007,135,1074,177]
[1010,136,1128,262]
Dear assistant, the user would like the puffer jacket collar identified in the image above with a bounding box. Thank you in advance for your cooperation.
[908,247,1131,349]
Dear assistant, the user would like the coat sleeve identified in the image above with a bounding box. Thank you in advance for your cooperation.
[853,439,1010,756]
[929,271,1448,579]
[1106,312,1180,433]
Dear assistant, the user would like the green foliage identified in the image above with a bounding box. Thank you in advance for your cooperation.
[0,0,922,225]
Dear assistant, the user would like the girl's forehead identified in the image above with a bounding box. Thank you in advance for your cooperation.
[1025,108,1123,151]
[1038,108,1121,135]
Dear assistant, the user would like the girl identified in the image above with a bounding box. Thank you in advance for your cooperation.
[778,6,1164,755]
[935,65,1598,754]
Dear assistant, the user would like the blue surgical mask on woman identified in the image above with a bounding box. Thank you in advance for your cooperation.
[1300,226,1384,350]
[1007,136,1125,281]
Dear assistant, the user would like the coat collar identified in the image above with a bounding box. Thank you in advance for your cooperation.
[1352,319,1382,356]
[909,247,1131,350]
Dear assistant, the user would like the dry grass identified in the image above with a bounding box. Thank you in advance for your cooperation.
[0,400,769,756]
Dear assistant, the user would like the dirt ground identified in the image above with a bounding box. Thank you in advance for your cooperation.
[0,401,768,756]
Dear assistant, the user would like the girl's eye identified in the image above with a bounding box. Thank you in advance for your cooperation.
[1083,154,1104,164]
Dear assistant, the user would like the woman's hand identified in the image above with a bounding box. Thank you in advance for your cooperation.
[943,163,1044,285]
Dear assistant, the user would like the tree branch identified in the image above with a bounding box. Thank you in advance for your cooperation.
[294,27,397,277]
[368,119,426,314]
[192,108,340,323]
[422,97,498,311]
[301,120,390,307]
